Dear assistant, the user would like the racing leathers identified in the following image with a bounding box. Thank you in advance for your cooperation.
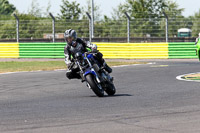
[64,38,112,80]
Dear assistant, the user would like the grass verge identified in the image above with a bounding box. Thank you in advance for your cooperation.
[0,61,147,73]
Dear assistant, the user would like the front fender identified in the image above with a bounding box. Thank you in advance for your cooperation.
[84,70,96,77]
[84,70,101,83]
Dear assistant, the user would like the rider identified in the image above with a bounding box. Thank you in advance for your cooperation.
[195,33,200,45]
[64,29,112,80]
[195,33,200,55]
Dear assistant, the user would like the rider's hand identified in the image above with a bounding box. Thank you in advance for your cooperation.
[65,57,71,65]
[92,49,99,53]
[91,45,97,50]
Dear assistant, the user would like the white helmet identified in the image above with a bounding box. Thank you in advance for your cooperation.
[64,29,77,42]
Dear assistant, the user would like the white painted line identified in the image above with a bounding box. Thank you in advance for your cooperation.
[0,70,45,75]
[54,69,66,71]
[148,62,156,65]
[0,71,27,75]
[176,72,200,82]
[112,62,154,68]
[112,64,141,68]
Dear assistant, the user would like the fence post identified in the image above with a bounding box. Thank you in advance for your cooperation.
[86,12,92,42]
[13,14,19,42]
[49,13,55,42]
[163,12,168,42]
[91,0,94,38]
[124,12,131,43]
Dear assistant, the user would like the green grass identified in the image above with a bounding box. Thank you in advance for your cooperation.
[0,61,146,73]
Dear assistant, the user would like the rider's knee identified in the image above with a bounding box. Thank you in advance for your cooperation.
[96,52,103,59]
[66,70,75,79]
[66,70,81,79]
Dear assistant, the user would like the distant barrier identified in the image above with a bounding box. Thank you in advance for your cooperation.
[97,43,168,59]
[19,43,65,58]
[0,43,19,58]
[0,42,198,59]
[168,42,197,59]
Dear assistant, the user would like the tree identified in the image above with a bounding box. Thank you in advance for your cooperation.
[112,0,184,37]
[161,0,185,37]
[58,0,81,20]
[0,20,15,39]
[28,0,42,17]
[56,0,89,38]
[111,0,168,37]
[191,10,200,37]
[44,0,51,17]
[112,0,167,20]
[82,0,101,21]
[81,0,103,37]
[0,0,16,15]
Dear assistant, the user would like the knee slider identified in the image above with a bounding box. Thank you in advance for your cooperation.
[66,71,73,79]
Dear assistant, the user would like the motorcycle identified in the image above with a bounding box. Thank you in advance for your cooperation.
[72,51,116,97]
[196,41,200,60]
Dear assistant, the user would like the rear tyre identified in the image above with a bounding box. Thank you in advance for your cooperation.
[105,83,116,96]
[85,74,104,97]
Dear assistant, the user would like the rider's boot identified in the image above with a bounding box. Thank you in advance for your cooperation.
[80,73,85,82]
[103,61,112,73]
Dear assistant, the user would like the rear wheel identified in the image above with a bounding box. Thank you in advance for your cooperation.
[85,74,104,97]
[105,83,116,96]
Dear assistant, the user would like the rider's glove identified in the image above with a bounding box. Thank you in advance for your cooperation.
[87,41,97,52]
[92,49,99,53]
[91,44,97,50]
[65,54,72,66]
[65,59,71,65]
[91,44,98,53]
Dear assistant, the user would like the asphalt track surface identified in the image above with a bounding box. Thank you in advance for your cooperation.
[0,59,200,133]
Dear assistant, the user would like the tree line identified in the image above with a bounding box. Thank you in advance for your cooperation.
[0,0,200,39]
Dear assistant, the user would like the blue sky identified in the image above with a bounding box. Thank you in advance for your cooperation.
[9,0,200,17]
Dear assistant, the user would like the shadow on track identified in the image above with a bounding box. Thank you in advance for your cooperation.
[90,94,133,98]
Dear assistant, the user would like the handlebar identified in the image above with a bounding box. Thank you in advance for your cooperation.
[84,50,99,56]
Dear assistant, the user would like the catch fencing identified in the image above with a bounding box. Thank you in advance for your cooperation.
[0,14,200,42]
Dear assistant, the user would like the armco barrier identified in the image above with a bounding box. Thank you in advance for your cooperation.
[18,42,168,59]
[0,43,19,58]
[168,42,197,59]
[19,43,65,58]
[97,43,168,59]
[0,42,198,59]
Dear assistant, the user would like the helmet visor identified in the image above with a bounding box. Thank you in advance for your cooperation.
[66,36,74,43]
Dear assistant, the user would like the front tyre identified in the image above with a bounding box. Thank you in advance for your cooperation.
[105,83,116,96]
[85,74,104,97]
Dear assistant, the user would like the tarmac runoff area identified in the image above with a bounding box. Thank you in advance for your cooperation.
[0,59,200,133]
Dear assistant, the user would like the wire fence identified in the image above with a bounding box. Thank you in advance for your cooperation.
[0,17,199,42]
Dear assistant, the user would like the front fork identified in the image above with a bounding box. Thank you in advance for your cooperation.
[85,57,101,84]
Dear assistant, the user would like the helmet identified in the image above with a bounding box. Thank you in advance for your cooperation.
[64,29,77,42]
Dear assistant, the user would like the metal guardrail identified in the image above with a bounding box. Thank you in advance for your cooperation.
[1,42,197,59]
[0,43,19,58]
[168,42,197,59]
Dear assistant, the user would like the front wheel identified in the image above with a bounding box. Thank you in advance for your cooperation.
[105,83,116,96]
[85,74,104,97]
